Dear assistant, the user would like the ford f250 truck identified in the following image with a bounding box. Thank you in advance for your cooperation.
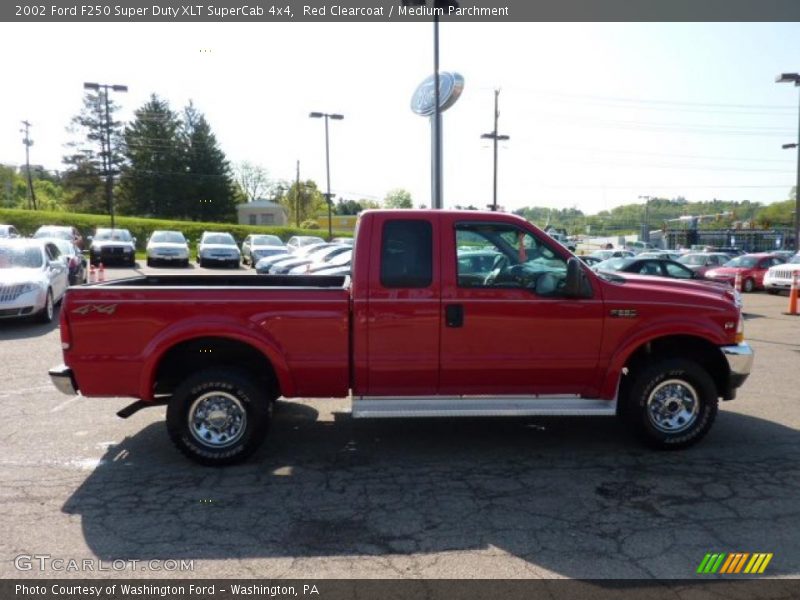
[49,210,754,465]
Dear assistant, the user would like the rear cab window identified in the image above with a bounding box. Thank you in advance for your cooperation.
[380,220,433,289]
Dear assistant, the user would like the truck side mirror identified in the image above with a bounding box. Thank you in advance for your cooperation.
[564,257,592,298]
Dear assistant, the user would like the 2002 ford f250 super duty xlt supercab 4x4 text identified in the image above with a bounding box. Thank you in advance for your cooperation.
[49,210,754,465]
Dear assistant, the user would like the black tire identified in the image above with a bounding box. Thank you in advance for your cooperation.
[767,289,780,295]
[166,368,272,466]
[743,278,755,293]
[199,258,206,268]
[182,259,190,268]
[622,358,717,450]
[38,289,55,324]
[146,258,153,267]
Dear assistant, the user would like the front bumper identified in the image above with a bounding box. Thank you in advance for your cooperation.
[720,342,754,399]
[49,365,79,395]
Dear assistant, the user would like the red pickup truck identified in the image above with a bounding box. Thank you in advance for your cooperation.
[49,210,753,465]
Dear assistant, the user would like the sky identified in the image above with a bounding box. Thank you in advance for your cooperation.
[1,21,799,215]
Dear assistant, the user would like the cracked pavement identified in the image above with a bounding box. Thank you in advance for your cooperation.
[1,268,799,579]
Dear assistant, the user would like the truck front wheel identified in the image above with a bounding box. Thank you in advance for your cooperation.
[166,368,272,466]
[624,359,718,450]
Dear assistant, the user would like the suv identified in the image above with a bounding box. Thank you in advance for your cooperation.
[88,228,136,266]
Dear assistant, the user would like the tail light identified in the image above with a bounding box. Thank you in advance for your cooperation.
[59,302,71,351]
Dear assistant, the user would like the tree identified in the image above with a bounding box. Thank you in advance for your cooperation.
[275,180,325,226]
[384,188,413,209]
[62,88,125,214]
[118,94,185,218]
[334,198,364,215]
[180,101,237,222]
[235,161,272,202]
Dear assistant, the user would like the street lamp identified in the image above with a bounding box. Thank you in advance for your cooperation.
[776,72,800,251]
[309,112,344,240]
[84,82,128,229]
[638,195,653,242]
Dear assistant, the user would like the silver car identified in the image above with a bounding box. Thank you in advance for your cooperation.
[0,239,69,323]
[147,230,190,267]
[241,234,286,267]
[197,232,241,268]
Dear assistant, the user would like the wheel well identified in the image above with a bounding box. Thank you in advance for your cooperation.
[621,335,728,400]
[153,337,280,398]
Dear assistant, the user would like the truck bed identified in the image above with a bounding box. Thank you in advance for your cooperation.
[61,274,351,400]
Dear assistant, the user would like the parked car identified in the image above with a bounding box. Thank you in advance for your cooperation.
[146,230,190,267]
[33,225,84,249]
[255,242,337,274]
[46,238,87,285]
[0,224,21,238]
[704,253,786,292]
[50,209,753,465]
[637,250,682,260]
[763,253,800,294]
[578,255,604,267]
[268,245,351,275]
[677,252,733,277]
[546,231,576,252]
[241,234,286,266]
[590,249,635,261]
[703,246,744,256]
[197,232,241,268]
[88,228,136,266]
[594,257,698,280]
[289,249,353,274]
[286,235,325,253]
[0,239,68,322]
[624,240,657,254]
[331,237,354,246]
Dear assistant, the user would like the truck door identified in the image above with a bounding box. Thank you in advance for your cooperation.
[439,219,604,397]
[365,216,441,395]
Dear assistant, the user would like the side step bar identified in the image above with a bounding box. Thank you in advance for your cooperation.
[352,396,617,418]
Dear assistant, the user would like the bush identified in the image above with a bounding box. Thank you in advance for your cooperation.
[300,220,321,230]
[0,208,351,250]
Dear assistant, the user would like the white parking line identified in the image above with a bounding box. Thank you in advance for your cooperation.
[50,395,82,412]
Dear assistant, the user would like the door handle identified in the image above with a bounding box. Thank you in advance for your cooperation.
[445,304,464,328]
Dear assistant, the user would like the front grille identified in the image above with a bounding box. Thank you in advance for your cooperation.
[771,269,797,280]
[0,284,26,303]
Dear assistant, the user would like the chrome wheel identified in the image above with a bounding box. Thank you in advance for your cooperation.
[646,379,699,434]
[187,391,247,448]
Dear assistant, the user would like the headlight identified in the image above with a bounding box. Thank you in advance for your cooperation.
[19,283,38,295]
[707,270,718,278]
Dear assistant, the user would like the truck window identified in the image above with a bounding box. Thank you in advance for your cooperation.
[380,220,433,288]
[455,223,568,294]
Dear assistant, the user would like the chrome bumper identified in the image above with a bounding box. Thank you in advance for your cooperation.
[49,365,78,395]
[721,342,754,377]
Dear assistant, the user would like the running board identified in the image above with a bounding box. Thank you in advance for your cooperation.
[352,396,617,418]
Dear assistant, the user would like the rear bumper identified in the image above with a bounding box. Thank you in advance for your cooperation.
[720,342,754,400]
[49,365,78,395]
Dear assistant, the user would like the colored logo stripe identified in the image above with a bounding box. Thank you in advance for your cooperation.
[697,552,773,574]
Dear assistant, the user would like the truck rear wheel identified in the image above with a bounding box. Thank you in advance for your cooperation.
[166,368,272,466]
[623,359,717,450]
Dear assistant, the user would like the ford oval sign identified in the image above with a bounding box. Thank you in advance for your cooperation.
[410,72,464,117]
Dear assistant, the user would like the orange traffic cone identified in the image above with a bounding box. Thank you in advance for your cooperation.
[89,264,96,283]
[786,272,799,316]
[98,262,105,283]
[734,271,742,292]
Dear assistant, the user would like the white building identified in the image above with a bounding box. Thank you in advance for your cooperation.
[236,199,288,226]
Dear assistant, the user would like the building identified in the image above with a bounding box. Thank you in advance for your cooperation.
[236,199,288,226]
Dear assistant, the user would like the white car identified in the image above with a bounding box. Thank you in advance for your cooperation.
[0,239,68,323]
[146,230,190,267]
[197,232,241,268]
[241,234,286,267]
[286,235,325,254]
[763,253,800,294]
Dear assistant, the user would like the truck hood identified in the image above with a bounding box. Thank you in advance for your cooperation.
[599,272,738,309]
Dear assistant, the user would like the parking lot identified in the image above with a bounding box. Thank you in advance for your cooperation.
[1,266,799,579]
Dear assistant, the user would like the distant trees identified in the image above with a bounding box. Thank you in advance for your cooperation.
[384,188,413,209]
[275,179,325,227]
[235,162,273,202]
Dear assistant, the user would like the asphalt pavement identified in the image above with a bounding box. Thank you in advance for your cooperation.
[1,266,799,579]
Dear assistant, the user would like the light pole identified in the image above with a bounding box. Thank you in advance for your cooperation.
[84,82,127,229]
[638,195,653,242]
[481,89,510,211]
[309,112,343,240]
[777,73,800,251]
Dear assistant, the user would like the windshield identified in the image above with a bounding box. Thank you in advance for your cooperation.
[150,231,186,244]
[50,239,74,256]
[724,256,759,268]
[0,245,43,269]
[95,229,132,242]
[790,255,800,264]
[34,227,71,240]
[252,235,282,246]
[203,234,235,245]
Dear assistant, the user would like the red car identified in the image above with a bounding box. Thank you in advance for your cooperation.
[704,253,786,292]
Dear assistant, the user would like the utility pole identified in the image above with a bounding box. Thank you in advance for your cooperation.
[295,160,301,227]
[20,120,37,210]
[638,195,653,242]
[481,90,510,211]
